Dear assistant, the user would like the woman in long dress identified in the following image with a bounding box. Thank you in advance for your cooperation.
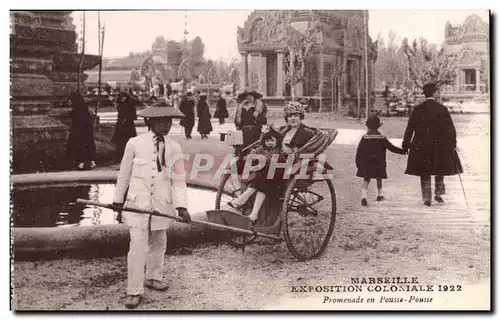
[197,94,213,139]
[111,92,137,159]
[213,93,229,124]
[66,92,97,170]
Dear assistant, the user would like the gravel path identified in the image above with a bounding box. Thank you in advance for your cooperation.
[11,114,490,310]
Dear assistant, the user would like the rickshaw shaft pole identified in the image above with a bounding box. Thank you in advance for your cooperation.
[76,199,280,241]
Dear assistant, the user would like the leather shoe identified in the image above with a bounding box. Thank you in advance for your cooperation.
[145,279,169,291]
[125,295,141,309]
[361,198,368,206]
[434,196,444,203]
[424,201,431,206]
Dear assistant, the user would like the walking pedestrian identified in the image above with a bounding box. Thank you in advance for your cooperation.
[66,92,97,170]
[402,82,463,206]
[213,93,229,125]
[356,115,406,206]
[179,92,195,139]
[112,92,137,160]
[197,94,213,139]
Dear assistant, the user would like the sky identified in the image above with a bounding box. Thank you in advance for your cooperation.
[72,10,490,61]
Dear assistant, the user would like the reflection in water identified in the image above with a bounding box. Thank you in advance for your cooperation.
[12,184,216,228]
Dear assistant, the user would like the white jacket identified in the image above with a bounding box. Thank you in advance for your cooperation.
[113,130,188,230]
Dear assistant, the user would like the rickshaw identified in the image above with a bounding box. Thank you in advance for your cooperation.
[215,127,338,261]
[78,127,338,262]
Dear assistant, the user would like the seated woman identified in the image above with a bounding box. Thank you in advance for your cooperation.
[279,101,316,156]
[227,128,287,222]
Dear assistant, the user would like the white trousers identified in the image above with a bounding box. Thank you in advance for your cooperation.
[127,228,167,295]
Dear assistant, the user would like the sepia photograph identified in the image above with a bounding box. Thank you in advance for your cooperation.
[8,6,491,311]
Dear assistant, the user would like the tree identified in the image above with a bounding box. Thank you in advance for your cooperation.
[283,12,323,100]
[327,30,346,116]
[205,59,218,83]
[402,37,458,93]
[374,30,407,87]
[190,36,204,62]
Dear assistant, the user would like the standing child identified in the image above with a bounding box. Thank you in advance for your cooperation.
[227,128,286,222]
[356,115,406,206]
[112,100,191,309]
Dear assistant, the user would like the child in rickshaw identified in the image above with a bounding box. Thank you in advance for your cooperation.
[227,127,287,222]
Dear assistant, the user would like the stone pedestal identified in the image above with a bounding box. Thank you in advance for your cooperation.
[10,11,100,173]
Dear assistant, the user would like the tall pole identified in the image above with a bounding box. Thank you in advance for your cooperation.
[94,13,105,129]
[364,10,369,119]
[319,28,324,113]
[77,12,86,92]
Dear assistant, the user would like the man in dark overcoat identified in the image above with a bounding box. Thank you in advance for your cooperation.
[179,91,196,139]
[402,83,463,206]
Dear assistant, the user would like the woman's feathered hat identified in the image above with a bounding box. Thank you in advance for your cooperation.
[284,101,306,116]
[237,88,263,101]
[137,99,185,118]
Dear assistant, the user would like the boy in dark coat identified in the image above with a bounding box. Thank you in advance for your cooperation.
[402,82,463,206]
[356,115,406,206]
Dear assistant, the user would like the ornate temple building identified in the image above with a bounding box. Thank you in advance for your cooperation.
[236,10,377,112]
[86,35,209,90]
[443,14,490,98]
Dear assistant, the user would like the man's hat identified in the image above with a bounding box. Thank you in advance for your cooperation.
[366,115,382,129]
[237,88,263,101]
[137,100,185,118]
[423,82,437,94]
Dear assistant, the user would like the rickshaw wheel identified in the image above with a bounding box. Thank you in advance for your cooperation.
[281,177,337,261]
[215,173,257,247]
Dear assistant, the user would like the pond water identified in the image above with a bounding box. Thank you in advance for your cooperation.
[12,183,217,228]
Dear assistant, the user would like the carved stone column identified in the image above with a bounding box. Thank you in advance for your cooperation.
[239,52,248,89]
[475,68,481,92]
[249,53,260,90]
[294,50,304,97]
[276,50,285,97]
[460,70,466,91]
[258,53,267,96]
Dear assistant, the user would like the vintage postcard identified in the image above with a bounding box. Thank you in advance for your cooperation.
[9,9,490,311]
